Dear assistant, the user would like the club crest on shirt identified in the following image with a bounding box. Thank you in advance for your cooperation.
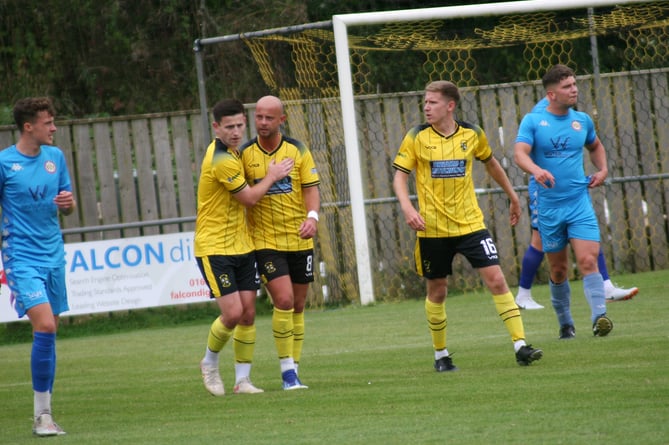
[460,141,467,151]
[44,160,57,174]
[571,121,582,131]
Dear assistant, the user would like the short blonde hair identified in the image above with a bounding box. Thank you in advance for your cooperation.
[425,81,461,104]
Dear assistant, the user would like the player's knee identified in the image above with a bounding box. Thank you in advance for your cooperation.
[486,274,508,294]
[272,295,294,310]
[222,310,244,327]
[550,269,568,283]
[240,309,256,324]
[576,257,598,274]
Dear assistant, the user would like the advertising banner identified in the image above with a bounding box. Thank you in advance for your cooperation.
[0,232,211,323]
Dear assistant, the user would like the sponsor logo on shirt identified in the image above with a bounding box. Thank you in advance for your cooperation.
[265,176,293,195]
[430,160,466,178]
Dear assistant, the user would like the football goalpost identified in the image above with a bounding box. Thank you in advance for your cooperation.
[333,0,652,305]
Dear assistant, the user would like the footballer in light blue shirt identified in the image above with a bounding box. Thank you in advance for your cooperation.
[514,65,613,339]
[0,97,76,435]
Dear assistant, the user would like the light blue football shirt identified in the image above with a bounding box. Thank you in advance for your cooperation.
[0,145,72,267]
[516,104,596,208]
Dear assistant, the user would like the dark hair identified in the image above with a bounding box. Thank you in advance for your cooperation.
[212,99,245,123]
[425,80,461,104]
[13,97,55,132]
[542,64,575,89]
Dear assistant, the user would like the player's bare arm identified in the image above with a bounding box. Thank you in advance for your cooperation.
[299,185,320,239]
[392,169,425,231]
[514,141,555,188]
[235,158,294,207]
[484,156,521,226]
[585,137,608,188]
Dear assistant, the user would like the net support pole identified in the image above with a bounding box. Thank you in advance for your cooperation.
[193,39,212,143]
[333,17,375,305]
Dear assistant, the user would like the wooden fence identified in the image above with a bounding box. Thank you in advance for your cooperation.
[1,69,667,305]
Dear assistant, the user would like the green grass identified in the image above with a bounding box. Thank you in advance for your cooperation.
[1,270,667,444]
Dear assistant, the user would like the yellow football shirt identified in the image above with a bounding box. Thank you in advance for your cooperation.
[194,139,255,256]
[241,135,320,251]
[392,122,492,238]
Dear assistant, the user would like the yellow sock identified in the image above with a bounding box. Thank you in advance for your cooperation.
[233,324,256,364]
[272,307,294,360]
[292,311,305,365]
[493,292,525,342]
[207,317,233,353]
[425,298,447,351]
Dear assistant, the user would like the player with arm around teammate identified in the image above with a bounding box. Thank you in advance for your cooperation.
[196,99,293,396]
[392,81,543,371]
[241,95,320,390]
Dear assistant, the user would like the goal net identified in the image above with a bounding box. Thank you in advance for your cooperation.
[194,0,669,305]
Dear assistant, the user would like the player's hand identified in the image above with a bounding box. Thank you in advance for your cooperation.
[54,191,76,212]
[509,199,521,226]
[402,206,426,232]
[267,158,294,181]
[588,170,608,188]
[534,169,555,188]
[299,216,318,239]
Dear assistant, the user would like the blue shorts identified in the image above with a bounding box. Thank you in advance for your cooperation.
[7,264,69,318]
[538,193,600,253]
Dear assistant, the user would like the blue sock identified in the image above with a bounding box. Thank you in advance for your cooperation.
[50,342,57,393]
[31,332,56,393]
[519,245,544,289]
[550,279,573,327]
[583,272,607,323]
[597,249,610,281]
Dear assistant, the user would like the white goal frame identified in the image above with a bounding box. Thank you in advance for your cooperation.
[333,0,652,305]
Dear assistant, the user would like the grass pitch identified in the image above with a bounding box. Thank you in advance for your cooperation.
[0,270,667,444]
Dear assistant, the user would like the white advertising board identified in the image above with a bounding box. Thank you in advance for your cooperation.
[0,231,211,323]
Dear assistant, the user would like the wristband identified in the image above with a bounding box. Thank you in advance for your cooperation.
[307,210,319,222]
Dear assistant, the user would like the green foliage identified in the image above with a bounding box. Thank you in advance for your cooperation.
[0,1,665,120]
[306,0,497,17]
[0,0,318,118]
[0,270,667,444]
[0,105,12,125]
